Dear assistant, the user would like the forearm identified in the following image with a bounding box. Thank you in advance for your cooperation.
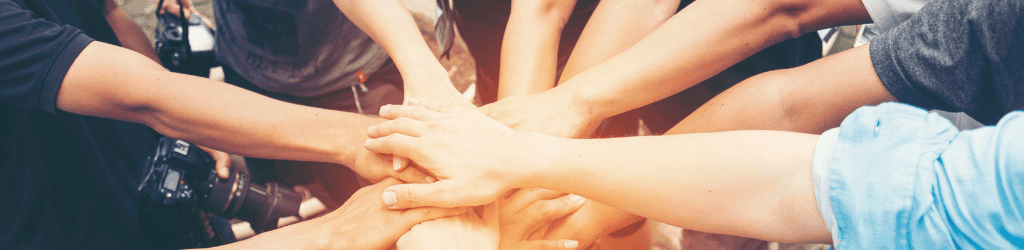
[668,44,895,135]
[333,0,450,87]
[207,220,322,250]
[557,0,678,83]
[104,0,160,63]
[58,42,368,165]
[497,0,577,99]
[554,0,871,121]
[521,131,828,242]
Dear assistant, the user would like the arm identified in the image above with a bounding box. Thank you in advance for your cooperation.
[488,0,873,137]
[556,0,679,83]
[561,0,872,121]
[504,1,680,244]
[365,104,830,243]
[667,43,895,135]
[103,0,159,62]
[207,178,467,250]
[57,41,429,183]
[496,0,577,99]
[332,0,470,107]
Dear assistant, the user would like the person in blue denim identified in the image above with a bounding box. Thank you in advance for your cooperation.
[364,100,1024,249]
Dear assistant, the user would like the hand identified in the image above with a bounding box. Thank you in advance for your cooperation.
[351,146,437,184]
[499,189,585,250]
[305,178,468,250]
[540,203,645,249]
[402,68,475,109]
[151,0,214,28]
[480,89,598,139]
[365,101,547,209]
[395,204,500,250]
[152,0,197,17]
[197,145,233,179]
[395,69,475,173]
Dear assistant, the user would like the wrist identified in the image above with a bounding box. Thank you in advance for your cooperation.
[393,50,447,82]
[512,132,570,190]
[550,82,604,129]
[400,61,456,91]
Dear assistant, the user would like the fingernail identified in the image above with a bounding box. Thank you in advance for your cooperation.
[364,138,373,147]
[568,194,586,203]
[382,190,397,207]
[379,105,391,115]
[425,176,436,183]
[564,240,579,250]
[407,97,420,106]
[393,158,403,171]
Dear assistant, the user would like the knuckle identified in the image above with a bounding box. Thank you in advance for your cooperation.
[393,117,411,126]
[532,201,551,217]
[404,186,419,205]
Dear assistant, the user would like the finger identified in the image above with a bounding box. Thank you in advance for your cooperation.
[514,240,580,250]
[381,180,495,209]
[213,154,230,179]
[367,117,426,138]
[503,188,566,213]
[197,145,231,179]
[374,177,403,188]
[517,195,586,231]
[528,224,549,240]
[399,206,469,227]
[364,134,419,159]
[478,103,494,117]
[425,101,456,114]
[390,164,435,184]
[379,104,445,121]
[392,156,409,171]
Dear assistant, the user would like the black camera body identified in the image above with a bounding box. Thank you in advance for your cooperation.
[138,137,301,235]
[155,9,218,77]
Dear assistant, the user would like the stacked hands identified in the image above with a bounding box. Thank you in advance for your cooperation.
[364,98,586,250]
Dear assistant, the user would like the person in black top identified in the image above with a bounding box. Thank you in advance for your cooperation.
[0,0,463,249]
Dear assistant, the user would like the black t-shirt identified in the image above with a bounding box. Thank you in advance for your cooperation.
[871,0,1024,125]
[0,0,160,249]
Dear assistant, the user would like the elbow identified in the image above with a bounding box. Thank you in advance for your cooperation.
[750,0,808,40]
[643,0,683,23]
[511,0,575,28]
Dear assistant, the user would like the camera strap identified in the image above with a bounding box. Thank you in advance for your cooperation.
[351,71,369,115]
[154,0,191,57]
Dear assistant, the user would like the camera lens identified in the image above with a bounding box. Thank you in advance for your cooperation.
[203,171,301,232]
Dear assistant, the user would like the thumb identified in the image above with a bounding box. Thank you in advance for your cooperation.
[381,180,493,209]
[518,240,579,250]
[197,145,231,179]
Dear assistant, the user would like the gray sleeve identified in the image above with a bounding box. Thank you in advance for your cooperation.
[869,0,1024,125]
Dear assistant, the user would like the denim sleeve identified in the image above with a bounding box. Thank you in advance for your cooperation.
[823,103,1024,249]
[922,111,1024,248]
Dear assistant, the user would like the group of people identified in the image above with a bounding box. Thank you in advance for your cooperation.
[1,0,1022,249]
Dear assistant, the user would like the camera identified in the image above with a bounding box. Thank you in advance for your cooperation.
[154,0,218,77]
[138,137,302,235]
